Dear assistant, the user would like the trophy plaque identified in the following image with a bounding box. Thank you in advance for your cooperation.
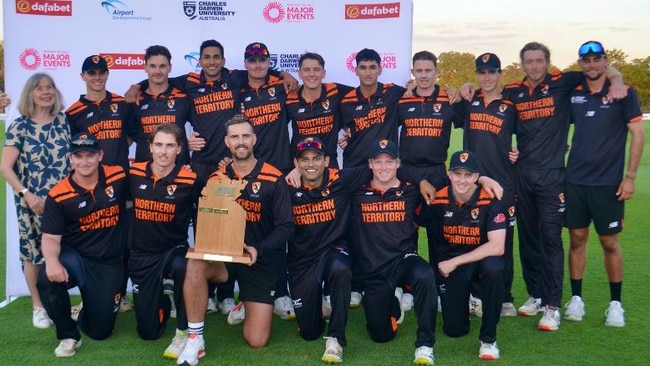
[186,173,251,263]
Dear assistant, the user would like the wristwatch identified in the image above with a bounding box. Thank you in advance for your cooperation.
[18,188,28,197]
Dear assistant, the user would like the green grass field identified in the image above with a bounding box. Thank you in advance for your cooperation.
[1,121,649,365]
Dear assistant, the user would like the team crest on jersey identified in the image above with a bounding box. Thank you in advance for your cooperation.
[110,103,118,113]
[268,87,276,98]
[499,104,508,113]
[105,186,114,198]
[396,190,403,197]
[558,192,565,203]
[252,181,261,194]
[322,99,330,110]
[601,96,610,105]
[433,103,441,113]
[167,184,177,196]
[460,152,469,163]
[321,189,330,197]
[494,213,506,223]
[167,99,175,109]
[471,208,479,220]
[508,206,515,217]
[541,85,549,95]
[379,140,389,148]
[221,83,228,90]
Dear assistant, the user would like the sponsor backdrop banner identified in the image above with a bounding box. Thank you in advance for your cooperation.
[3,0,413,298]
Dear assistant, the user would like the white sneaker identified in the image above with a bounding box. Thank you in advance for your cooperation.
[206,298,218,314]
[163,330,188,359]
[321,337,343,364]
[227,302,246,325]
[55,338,82,357]
[71,302,83,322]
[538,306,560,331]
[518,297,543,316]
[176,332,205,365]
[605,300,625,327]
[274,296,296,320]
[119,295,133,312]
[393,288,405,324]
[350,291,363,308]
[218,298,236,315]
[322,295,332,318]
[413,345,434,365]
[401,292,414,312]
[478,341,500,360]
[564,295,585,321]
[33,307,53,329]
[500,302,517,317]
[469,294,483,317]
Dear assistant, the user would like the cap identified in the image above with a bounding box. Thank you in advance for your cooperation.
[82,55,108,73]
[449,150,478,173]
[244,42,270,61]
[475,53,501,71]
[70,132,101,154]
[369,139,398,159]
[295,137,325,157]
[578,40,606,60]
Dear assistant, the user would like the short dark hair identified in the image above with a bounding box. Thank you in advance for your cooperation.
[145,45,172,63]
[299,52,325,68]
[355,48,381,66]
[149,123,185,147]
[224,114,255,135]
[412,50,437,67]
[200,39,224,57]
[519,42,551,63]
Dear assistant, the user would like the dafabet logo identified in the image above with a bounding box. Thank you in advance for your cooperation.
[15,0,72,16]
[344,2,400,20]
[99,53,146,70]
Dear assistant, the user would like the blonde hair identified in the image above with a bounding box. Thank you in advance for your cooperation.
[17,73,65,118]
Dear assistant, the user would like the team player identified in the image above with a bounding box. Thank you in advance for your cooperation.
[429,150,507,360]
[286,53,354,168]
[350,140,438,366]
[66,55,137,171]
[177,115,293,365]
[128,124,203,359]
[563,41,644,327]
[132,45,191,164]
[461,42,626,331]
[37,132,128,357]
[457,53,518,316]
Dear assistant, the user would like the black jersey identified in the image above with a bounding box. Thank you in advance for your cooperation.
[129,162,202,254]
[350,180,420,278]
[398,86,462,167]
[286,83,354,166]
[340,82,405,167]
[567,81,643,186]
[459,90,517,190]
[42,165,127,260]
[209,160,293,262]
[132,86,192,164]
[502,71,584,169]
[289,167,371,269]
[241,75,292,173]
[66,91,136,169]
[429,185,507,261]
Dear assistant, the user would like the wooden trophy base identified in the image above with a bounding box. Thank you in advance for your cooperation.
[186,248,252,264]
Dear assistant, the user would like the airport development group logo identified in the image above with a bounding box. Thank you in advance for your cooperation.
[101,0,151,21]
[345,51,398,73]
[183,1,236,21]
[262,2,315,24]
[15,0,72,16]
[99,53,145,70]
[344,2,400,19]
[19,48,72,71]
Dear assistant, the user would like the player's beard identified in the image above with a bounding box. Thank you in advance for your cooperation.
[232,144,253,161]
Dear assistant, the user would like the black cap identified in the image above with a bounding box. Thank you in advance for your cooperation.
[82,55,108,73]
[70,132,101,154]
[244,42,270,61]
[449,150,478,173]
[369,139,398,159]
[475,53,501,72]
[295,137,326,157]
[578,40,606,60]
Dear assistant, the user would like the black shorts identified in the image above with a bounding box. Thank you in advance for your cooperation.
[226,259,278,304]
[564,184,624,235]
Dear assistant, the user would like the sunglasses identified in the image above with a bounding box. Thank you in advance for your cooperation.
[71,138,99,149]
[246,46,269,58]
[296,138,323,152]
[579,41,605,56]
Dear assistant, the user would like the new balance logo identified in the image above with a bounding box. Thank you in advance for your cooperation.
[608,221,619,229]
[356,105,363,111]
[140,104,149,110]
[78,201,87,208]
[585,111,595,117]
[444,211,453,217]
[139,184,147,189]
[86,112,94,118]
[408,107,415,112]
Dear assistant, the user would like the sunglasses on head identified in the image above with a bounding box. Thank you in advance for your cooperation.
[296,138,323,152]
[246,46,269,58]
[579,41,604,56]
[71,138,99,148]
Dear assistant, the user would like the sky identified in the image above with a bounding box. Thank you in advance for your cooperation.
[412,0,650,68]
[2,1,649,69]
